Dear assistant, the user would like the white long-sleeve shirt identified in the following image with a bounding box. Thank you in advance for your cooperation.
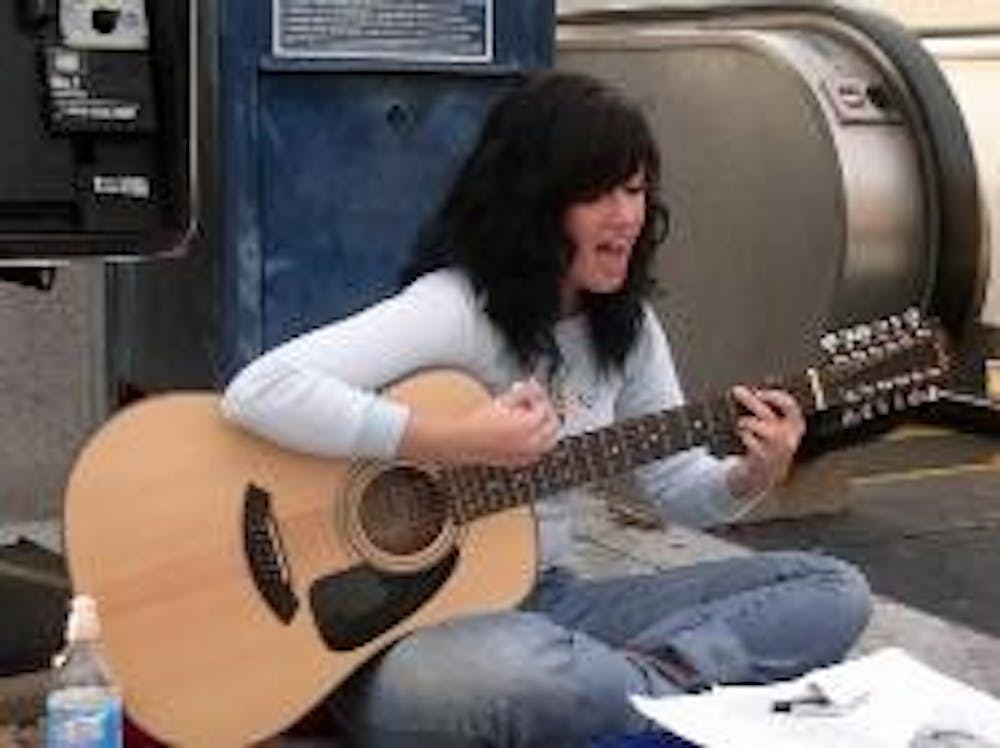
[222,268,750,569]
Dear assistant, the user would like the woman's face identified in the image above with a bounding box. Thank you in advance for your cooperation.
[560,171,647,311]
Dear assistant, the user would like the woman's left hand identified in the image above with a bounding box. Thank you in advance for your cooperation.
[726,386,806,499]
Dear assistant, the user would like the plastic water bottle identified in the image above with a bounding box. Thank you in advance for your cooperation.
[45,595,123,747]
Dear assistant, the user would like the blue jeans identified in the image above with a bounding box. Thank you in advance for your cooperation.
[330,551,871,747]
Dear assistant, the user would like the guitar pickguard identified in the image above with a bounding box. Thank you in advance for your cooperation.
[309,550,458,651]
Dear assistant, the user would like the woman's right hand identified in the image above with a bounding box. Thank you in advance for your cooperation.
[399,378,560,467]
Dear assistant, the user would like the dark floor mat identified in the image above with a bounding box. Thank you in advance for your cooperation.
[718,465,1000,638]
[0,538,69,675]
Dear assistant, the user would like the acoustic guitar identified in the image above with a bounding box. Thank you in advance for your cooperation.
[63,309,948,746]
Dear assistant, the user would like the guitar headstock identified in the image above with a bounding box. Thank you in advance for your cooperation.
[816,308,950,427]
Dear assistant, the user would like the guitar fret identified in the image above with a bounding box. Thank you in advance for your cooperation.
[520,467,539,500]
[468,465,491,515]
[457,467,482,519]
[537,451,558,495]
[632,415,652,462]
[477,466,496,514]
[574,441,591,483]
[570,443,589,484]
[589,431,608,481]
[688,405,703,440]
[559,437,576,483]
[649,414,672,458]
[677,408,695,450]
[645,420,661,457]
[600,428,623,476]
[613,427,630,471]
[552,443,575,487]
[483,466,512,513]
[562,435,590,486]
[503,466,527,507]
[484,466,511,514]
[467,466,492,519]
[561,458,577,489]
[641,414,668,460]
[574,432,604,482]
[484,466,505,512]
[443,468,471,522]
[622,420,644,467]
[688,402,713,445]
[536,459,558,495]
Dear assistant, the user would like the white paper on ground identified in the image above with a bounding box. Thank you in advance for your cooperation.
[629,647,1000,748]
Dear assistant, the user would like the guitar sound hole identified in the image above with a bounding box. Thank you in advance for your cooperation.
[358,466,451,557]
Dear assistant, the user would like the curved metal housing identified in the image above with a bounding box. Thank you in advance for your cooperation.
[558,2,983,395]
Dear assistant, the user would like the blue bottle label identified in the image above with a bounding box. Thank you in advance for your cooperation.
[45,687,122,748]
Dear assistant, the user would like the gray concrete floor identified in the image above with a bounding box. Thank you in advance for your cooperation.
[570,490,1000,697]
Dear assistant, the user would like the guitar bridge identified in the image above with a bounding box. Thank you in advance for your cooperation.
[243,483,299,624]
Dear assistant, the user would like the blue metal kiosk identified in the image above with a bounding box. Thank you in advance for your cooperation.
[109,1,554,395]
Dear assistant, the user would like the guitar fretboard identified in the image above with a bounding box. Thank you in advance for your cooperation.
[441,371,818,522]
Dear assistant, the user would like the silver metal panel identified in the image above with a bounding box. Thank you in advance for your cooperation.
[559,22,926,396]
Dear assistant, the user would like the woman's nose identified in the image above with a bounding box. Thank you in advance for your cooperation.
[607,188,641,223]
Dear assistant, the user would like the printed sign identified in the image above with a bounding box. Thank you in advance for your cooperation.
[273,0,492,63]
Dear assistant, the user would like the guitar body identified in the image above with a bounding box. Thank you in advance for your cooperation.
[64,370,538,746]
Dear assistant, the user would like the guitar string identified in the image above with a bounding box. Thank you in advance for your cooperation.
[357,339,940,548]
[366,389,760,542]
[362,400,725,543]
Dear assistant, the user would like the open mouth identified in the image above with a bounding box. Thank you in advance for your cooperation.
[596,241,632,262]
[597,240,629,257]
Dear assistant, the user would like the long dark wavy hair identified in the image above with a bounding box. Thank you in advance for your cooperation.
[403,71,669,375]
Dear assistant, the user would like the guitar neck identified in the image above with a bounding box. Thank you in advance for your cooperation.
[443,369,820,522]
